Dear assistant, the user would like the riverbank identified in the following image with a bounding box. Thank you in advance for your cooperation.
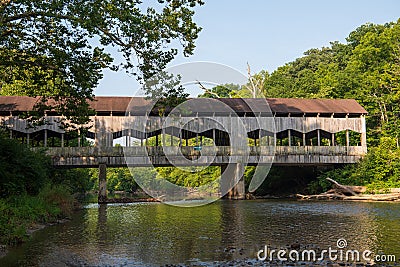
[0,185,78,253]
[296,192,400,201]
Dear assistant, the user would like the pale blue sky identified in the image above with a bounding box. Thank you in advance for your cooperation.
[95,0,400,96]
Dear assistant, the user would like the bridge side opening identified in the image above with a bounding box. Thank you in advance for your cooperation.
[304,130,334,146]
[334,130,362,146]
[320,129,336,146]
[247,130,275,146]
[259,130,274,146]
[288,130,304,146]
[4,128,94,147]
[115,128,230,147]
[276,130,289,146]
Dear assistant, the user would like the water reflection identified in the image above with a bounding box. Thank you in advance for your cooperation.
[0,200,399,266]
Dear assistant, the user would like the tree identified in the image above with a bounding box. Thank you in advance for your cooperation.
[198,83,241,98]
[256,19,400,193]
[0,0,204,124]
[244,63,268,98]
[143,71,189,116]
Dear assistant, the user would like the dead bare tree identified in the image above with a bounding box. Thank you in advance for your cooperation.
[245,62,267,98]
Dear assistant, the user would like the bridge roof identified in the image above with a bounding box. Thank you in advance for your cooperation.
[0,96,367,116]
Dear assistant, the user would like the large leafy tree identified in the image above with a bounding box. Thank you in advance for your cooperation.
[262,19,400,145]
[0,0,203,124]
[254,19,400,192]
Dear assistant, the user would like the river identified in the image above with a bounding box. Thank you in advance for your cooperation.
[1,200,399,266]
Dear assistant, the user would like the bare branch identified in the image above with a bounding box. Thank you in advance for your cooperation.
[247,62,258,98]
[196,80,219,98]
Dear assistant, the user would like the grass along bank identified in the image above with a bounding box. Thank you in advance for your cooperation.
[0,185,77,246]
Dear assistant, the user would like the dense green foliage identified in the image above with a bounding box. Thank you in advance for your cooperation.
[0,0,203,124]
[0,132,50,197]
[259,20,400,192]
[0,185,75,245]
[0,131,92,244]
[0,130,93,198]
[309,137,400,193]
[264,20,400,145]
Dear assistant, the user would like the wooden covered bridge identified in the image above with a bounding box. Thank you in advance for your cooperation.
[0,96,367,200]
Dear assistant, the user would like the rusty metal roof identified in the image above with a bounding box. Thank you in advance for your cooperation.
[0,96,367,115]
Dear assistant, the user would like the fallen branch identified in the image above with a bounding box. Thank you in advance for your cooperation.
[296,178,400,201]
[296,193,400,201]
[326,177,358,196]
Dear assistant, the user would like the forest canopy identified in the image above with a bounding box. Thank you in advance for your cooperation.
[0,0,204,124]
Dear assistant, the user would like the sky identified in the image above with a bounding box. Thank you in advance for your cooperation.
[95,0,400,96]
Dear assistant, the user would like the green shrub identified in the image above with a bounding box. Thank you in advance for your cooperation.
[0,186,76,245]
[0,131,50,197]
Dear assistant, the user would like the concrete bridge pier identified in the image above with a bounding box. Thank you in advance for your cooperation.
[98,163,108,203]
[221,163,245,200]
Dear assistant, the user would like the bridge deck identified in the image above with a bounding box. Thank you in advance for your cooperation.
[41,146,366,167]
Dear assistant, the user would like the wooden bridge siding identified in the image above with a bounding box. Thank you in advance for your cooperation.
[94,116,366,135]
[3,115,366,136]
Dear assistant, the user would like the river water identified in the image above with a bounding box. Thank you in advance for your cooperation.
[1,200,399,266]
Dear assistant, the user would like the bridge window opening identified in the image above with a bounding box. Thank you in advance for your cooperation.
[65,130,81,147]
[128,137,143,146]
[289,130,304,146]
[276,131,289,146]
[21,129,89,147]
[277,130,308,146]
[258,130,272,146]
[113,136,127,147]
[303,130,315,146]
[334,130,361,146]
[247,130,263,147]
[143,131,162,146]
[319,130,334,146]
[198,129,217,147]
[199,135,214,146]
[334,131,347,146]
[177,135,216,147]
[349,131,361,146]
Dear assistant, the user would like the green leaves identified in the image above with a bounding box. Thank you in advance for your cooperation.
[259,19,400,146]
[0,0,203,123]
[0,131,50,197]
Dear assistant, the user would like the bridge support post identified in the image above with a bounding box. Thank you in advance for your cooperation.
[360,115,367,148]
[98,163,107,204]
[221,163,245,200]
[44,129,47,147]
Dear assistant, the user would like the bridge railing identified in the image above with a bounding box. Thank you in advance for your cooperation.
[37,145,366,157]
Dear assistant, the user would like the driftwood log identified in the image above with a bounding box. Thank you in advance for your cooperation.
[296,178,400,201]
